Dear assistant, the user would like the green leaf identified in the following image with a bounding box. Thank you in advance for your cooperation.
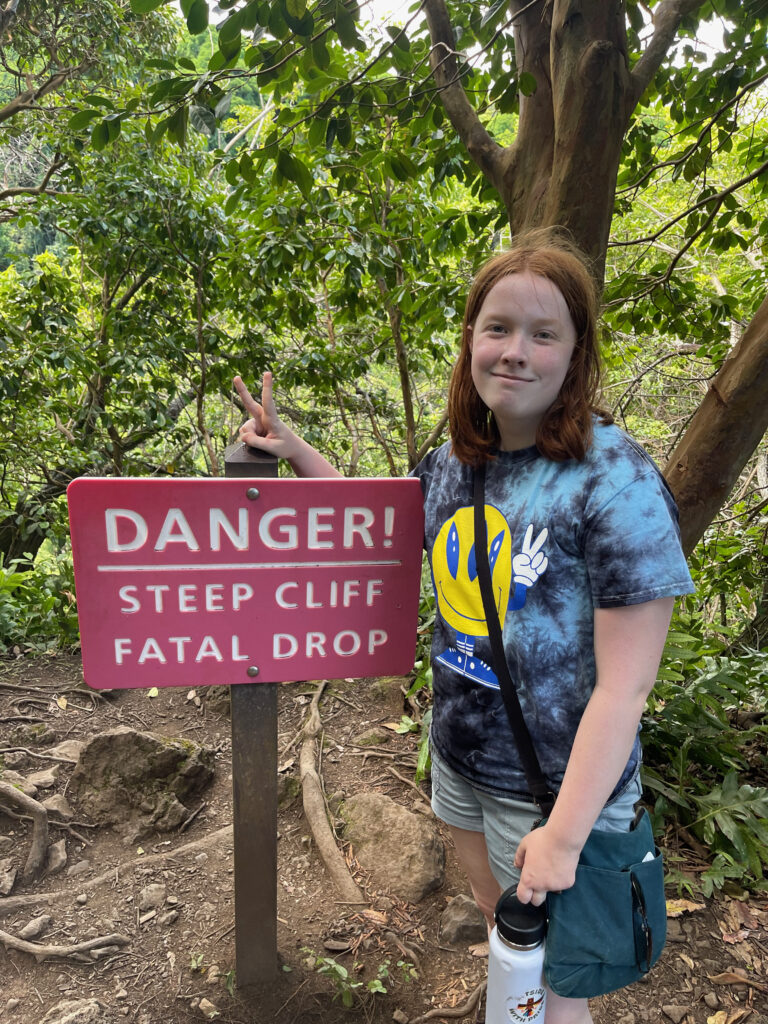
[219,10,243,41]
[292,156,314,199]
[518,71,537,96]
[224,158,241,186]
[307,116,326,148]
[167,106,188,147]
[335,8,359,49]
[68,109,102,130]
[335,112,352,146]
[479,0,507,29]
[90,120,111,151]
[130,0,168,11]
[224,185,245,216]
[358,87,374,121]
[219,31,242,60]
[190,105,216,135]
[283,9,313,35]
[105,114,122,142]
[186,0,209,34]
[386,25,410,51]
[311,37,330,69]
[275,149,312,197]
[285,0,306,17]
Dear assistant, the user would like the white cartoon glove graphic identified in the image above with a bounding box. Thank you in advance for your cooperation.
[512,524,549,587]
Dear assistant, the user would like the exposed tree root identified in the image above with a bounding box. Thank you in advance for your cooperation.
[411,981,486,1022]
[0,927,129,961]
[0,780,49,882]
[299,680,366,905]
[0,745,79,764]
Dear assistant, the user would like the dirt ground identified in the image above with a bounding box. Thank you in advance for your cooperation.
[0,654,766,1024]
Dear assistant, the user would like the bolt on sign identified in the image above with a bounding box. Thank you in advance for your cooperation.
[67,478,424,689]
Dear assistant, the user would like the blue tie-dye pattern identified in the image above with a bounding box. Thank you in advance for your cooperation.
[411,421,694,797]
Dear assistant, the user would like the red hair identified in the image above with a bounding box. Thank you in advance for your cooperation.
[448,231,611,465]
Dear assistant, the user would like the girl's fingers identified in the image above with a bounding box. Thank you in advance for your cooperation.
[233,375,262,418]
[260,371,276,420]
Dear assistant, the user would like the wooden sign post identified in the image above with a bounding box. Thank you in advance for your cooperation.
[224,443,279,987]
[66,457,424,989]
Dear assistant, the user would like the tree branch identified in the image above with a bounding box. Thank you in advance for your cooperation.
[416,409,449,463]
[0,67,85,125]
[630,0,708,102]
[423,0,504,189]
[610,155,768,249]
[0,153,67,202]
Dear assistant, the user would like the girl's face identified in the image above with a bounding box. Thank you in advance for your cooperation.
[469,271,577,451]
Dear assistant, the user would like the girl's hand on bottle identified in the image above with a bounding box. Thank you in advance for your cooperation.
[513,825,580,907]
[233,372,301,461]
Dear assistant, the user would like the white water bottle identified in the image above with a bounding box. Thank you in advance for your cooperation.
[486,888,547,1023]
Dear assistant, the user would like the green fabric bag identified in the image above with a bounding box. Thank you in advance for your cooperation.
[543,808,666,999]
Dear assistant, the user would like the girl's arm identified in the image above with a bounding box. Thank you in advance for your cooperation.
[233,373,342,479]
[513,596,674,903]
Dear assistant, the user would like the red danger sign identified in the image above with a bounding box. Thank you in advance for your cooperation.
[67,478,424,689]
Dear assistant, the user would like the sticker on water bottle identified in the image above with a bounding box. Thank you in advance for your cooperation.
[507,988,546,1021]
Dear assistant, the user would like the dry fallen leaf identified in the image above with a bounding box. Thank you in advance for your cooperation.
[730,900,760,930]
[666,898,705,918]
[56,695,68,710]
[707,1013,728,1024]
[709,971,768,993]
[721,929,750,944]
[147,687,159,698]
[679,952,695,970]
[382,722,404,732]
[468,941,489,958]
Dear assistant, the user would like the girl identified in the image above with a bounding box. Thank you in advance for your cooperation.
[234,233,693,1024]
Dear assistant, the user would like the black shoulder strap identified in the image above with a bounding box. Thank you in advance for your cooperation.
[473,462,556,817]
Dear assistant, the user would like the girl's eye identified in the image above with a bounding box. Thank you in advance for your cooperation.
[490,324,506,334]
[535,331,554,341]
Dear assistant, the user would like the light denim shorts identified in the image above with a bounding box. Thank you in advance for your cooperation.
[430,746,643,891]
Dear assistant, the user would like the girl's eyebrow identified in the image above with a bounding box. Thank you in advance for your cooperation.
[478,308,561,329]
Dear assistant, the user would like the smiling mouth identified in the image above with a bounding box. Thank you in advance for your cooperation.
[493,373,534,383]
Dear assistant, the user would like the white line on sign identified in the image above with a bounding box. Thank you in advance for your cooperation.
[96,559,403,572]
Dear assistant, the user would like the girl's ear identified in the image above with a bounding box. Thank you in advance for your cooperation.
[467,325,473,352]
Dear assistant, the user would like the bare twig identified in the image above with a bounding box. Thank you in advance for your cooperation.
[386,767,433,813]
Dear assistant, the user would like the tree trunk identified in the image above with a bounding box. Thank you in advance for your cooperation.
[664,296,768,555]
[501,1,634,274]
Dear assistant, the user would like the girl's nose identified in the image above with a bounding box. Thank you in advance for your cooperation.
[500,331,527,363]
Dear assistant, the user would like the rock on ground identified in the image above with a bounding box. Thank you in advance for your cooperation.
[68,726,214,835]
[440,893,488,945]
[341,791,444,903]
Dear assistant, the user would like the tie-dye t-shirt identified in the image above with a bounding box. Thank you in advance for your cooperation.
[412,421,694,798]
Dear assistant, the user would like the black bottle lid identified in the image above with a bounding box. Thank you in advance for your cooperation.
[494,887,547,946]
